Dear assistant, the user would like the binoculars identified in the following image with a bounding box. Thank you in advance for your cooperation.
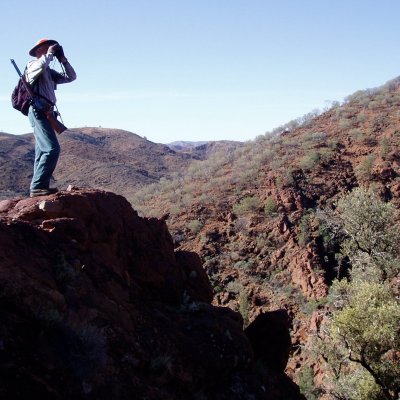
[53,45,64,59]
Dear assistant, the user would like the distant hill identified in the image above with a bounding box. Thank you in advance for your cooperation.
[0,132,34,199]
[167,140,209,150]
[0,127,196,201]
[167,140,244,160]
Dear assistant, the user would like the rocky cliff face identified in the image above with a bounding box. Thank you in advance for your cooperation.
[0,189,304,400]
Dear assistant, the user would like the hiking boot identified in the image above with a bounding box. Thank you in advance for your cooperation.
[30,188,58,198]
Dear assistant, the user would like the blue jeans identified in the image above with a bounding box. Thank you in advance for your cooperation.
[28,107,60,191]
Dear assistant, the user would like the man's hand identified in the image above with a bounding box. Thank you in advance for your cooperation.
[47,43,59,55]
[54,46,66,63]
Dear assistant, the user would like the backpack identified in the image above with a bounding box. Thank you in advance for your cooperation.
[11,77,32,116]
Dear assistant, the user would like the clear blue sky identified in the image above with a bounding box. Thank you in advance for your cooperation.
[2,0,400,143]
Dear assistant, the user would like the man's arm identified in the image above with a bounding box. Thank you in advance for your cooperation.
[51,61,77,84]
[52,46,77,83]
[25,54,54,84]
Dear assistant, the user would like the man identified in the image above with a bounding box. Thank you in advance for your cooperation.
[25,38,77,197]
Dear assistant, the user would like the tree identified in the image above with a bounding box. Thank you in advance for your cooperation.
[320,278,400,400]
[315,188,400,400]
[336,187,400,280]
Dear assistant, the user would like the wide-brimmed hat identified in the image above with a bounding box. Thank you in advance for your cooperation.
[29,38,58,56]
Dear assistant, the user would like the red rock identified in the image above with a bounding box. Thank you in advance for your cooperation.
[0,189,305,400]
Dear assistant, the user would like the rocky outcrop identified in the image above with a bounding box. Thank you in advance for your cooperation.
[0,189,304,400]
[245,311,305,400]
[245,310,291,373]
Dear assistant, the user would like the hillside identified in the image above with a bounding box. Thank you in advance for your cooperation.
[0,128,244,202]
[3,76,399,398]
[167,140,243,160]
[131,76,400,398]
[0,189,305,399]
[0,128,195,201]
[0,132,34,199]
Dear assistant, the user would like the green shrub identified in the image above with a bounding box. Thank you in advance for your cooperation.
[368,100,380,109]
[310,132,327,141]
[338,118,353,129]
[239,290,250,327]
[380,137,390,159]
[234,259,256,270]
[357,112,368,123]
[304,132,327,145]
[187,219,203,234]
[233,196,261,215]
[301,297,328,315]
[298,213,312,246]
[299,151,320,170]
[297,366,321,400]
[264,197,278,216]
[349,128,365,142]
[226,280,243,294]
[355,154,375,181]
[170,204,182,216]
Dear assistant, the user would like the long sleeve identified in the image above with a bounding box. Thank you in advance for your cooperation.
[51,61,77,84]
[25,54,54,84]
[24,55,77,105]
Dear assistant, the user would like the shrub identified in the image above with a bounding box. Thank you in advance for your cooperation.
[298,213,312,246]
[304,132,327,145]
[299,151,320,170]
[357,112,368,123]
[170,204,182,216]
[297,366,321,400]
[318,148,333,161]
[187,219,203,234]
[368,100,380,109]
[234,259,256,270]
[311,132,327,141]
[285,167,295,186]
[380,137,390,159]
[372,114,389,133]
[233,217,249,233]
[355,154,375,181]
[338,118,353,129]
[392,94,400,105]
[239,291,250,327]
[233,196,261,215]
[297,109,321,127]
[349,128,365,142]
[264,197,278,216]
[226,280,243,294]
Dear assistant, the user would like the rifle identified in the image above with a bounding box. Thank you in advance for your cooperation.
[10,59,67,134]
